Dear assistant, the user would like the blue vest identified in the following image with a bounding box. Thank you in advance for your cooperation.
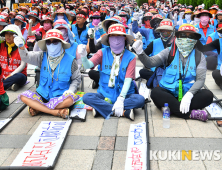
[37,52,73,100]
[98,47,135,103]
[217,38,222,70]
[213,19,218,31]
[105,15,111,19]
[146,29,155,46]
[142,36,147,50]
[150,38,165,72]
[89,23,101,40]
[209,31,220,54]
[159,49,196,97]
[65,42,78,59]
[195,24,215,45]
[71,24,89,45]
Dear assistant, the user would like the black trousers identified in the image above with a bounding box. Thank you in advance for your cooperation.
[212,69,222,86]
[204,51,218,70]
[88,70,100,84]
[151,87,213,119]
[139,68,154,80]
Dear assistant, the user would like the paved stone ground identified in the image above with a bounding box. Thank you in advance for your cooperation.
[0,58,222,170]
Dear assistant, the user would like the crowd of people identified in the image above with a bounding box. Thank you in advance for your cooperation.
[0,1,221,122]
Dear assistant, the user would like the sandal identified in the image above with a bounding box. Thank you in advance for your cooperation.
[28,106,40,117]
[57,108,70,119]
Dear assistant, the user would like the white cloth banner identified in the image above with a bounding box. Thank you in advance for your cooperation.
[125,122,147,170]
[11,120,72,167]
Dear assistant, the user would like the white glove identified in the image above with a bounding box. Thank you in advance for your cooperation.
[110,11,114,17]
[132,40,143,54]
[88,28,95,39]
[14,35,24,47]
[174,13,177,18]
[180,92,194,114]
[133,12,139,21]
[128,23,132,30]
[63,90,74,95]
[179,12,185,18]
[77,44,87,58]
[98,22,103,30]
[112,96,125,117]
[29,19,33,25]
[86,23,90,28]
[220,64,222,76]
[135,32,143,41]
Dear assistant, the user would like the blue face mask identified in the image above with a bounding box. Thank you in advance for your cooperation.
[47,42,62,58]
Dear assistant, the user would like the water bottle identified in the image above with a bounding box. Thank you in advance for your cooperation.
[163,103,170,128]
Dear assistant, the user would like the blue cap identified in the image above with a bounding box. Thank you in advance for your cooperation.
[164,103,168,107]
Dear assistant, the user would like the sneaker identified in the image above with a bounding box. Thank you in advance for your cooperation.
[92,81,99,89]
[11,84,19,91]
[124,109,134,121]
[190,110,208,122]
[92,108,100,117]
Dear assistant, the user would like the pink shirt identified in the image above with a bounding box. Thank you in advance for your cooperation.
[90,49,136,79]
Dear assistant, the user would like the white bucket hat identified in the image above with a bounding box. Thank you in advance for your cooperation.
[101,24,134,46]
[155,19,174,32]
[38,29,70,51]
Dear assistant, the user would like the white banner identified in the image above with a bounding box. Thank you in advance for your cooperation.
[125,122,147,170]
[70,109,87,119]
[11,120,72,167]
[0,118,11,130]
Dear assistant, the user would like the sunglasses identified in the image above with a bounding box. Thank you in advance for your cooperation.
[46,39,60,45]
[179,33,197,40]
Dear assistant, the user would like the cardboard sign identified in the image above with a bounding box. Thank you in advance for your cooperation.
[0,118,11,130]
[11,120,72,167]
[206,102,222,117]
[70,109,87,121]
[139,83,150,100]
[125,122,147,170]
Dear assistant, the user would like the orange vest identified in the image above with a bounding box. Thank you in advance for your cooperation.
[0,42,27,77]
[26,22,41,40]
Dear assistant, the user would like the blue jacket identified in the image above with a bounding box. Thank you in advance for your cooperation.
[37,52,73,100]
[159,49,196,97]
[98,47,135,103]
[72,24,89,45]
[195,24,215,45]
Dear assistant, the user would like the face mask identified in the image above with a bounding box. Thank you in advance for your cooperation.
[144,20,151,28]
[218,32,222,38]
[175,38,197,58]
[185,14,191,21]
[92,18,100,26]
[47,42,62,58]
[194,17,200,23]
[59,28,69,42]
[57,15,64,19]
[160,31,173,42]
[43,23,52,31]
[200,16,210,26]
[109,36,125,54]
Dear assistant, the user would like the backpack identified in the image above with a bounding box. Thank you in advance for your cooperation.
[146,39,201,89]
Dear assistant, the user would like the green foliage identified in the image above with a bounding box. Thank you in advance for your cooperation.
[204,0,216,9]
[216,0,222,9]
[137,0,148,7]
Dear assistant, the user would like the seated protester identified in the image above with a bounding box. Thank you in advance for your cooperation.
[171,6,180,30]
[11,15,28,42]
[210,5,220,30]
[87,16,123,89]
[132,13,163,47]
[19,6,29,15]
[0,65,9,110]
[141,12,153,29]
[122,7,132,25]
[15,29,81,118]
[79,24,145,120]
[177,9,193,27]
[54,19,81,67]
[40,5,50,20]
[0,16,8,42]
[88,11,102,41]
[100,7,107,21]
[195,10,216,70]
[71,11,89,45]
[53,8,70,24]
[28,16,53,40]
[68,11,76,25]
[133,24,213,122]
[105,7,111,19]
[139,19,175,85]
[8,11,16,24]
[0,25,27,91]
[26,11,41,40]
[110,7,116,17]
[190,11,200,26]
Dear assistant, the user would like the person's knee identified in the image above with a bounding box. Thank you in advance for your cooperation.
[203,90,213,104]
[151,87,161,100]
[82,93,94,104]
